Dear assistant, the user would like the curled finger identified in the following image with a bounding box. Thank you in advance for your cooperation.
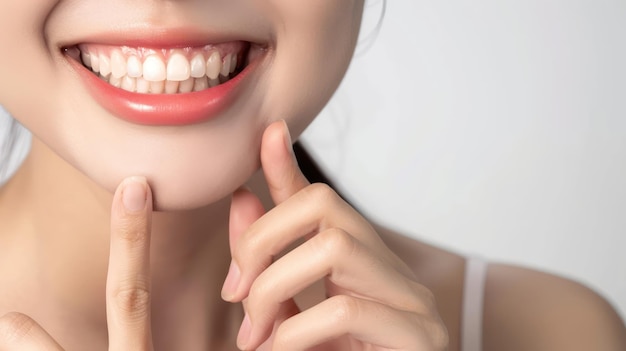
[272,296,448,351]
[240,228,430,349]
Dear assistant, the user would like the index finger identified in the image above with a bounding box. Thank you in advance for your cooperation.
[106,176,154,351]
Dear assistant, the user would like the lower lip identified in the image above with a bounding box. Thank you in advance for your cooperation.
[68,55,256,126]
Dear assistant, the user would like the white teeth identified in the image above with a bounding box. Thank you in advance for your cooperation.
[179,77,194,93]
[206,51,221,80]
[150,80,165,94]
[193,77,208,92]
[143,55,166,82]
[221,53,232,77]
[165,80,179,94]
[121,76,136,92]
[190,54,206,78]
[110,50,126,78]
[79,46,243,94]
[99,54,111,77]
[127,56,142,78]
[136,77,150,94]
[109,75,122,88]
[81,51,91,67]
[91,53,100,73]
[166,53,191,81]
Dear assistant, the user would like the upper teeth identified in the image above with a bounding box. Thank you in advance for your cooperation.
[77,44,243,94]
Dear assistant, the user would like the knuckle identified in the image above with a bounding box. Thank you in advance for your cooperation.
[314,229,361,285]
[317,228,356,258]
[327,295,361,325]
[232,228,261,262]
[422,287,437,308]
[407,281,437,314]
[304,183,337,205]
[247,278,272,308]
[411,313,449,350]
[112,285,151,318]
[427,319,449,350]
[272,322,294,350]
[421,288,439,315]
[0,312,38,344]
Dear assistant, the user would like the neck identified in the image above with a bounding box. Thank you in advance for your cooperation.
[0,137,242,350]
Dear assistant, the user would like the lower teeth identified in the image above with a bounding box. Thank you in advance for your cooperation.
[98,73,229,94]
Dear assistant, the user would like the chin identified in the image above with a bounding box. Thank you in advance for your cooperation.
[148,170,255,212]
[95,158,259,212]
[0,0,362,211]
[159,157,260,211]
[57,113,265,212]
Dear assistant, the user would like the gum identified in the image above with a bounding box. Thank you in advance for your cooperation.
[77,41,248,62]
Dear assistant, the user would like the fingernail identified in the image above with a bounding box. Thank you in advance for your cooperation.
[221,260,241,301]
[122,177,147,212]
[237,313,252,349]
[280,119,295,157]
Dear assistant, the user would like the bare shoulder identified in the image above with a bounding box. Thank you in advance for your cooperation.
[375,225,626,351]
[483,263,626,351]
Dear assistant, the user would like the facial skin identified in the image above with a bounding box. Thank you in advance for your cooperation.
[0,0,364,210]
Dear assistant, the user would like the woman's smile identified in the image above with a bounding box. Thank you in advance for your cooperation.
[0,0,363,208]
[72,42,249,94]
[62,33,269,125]
[1,1,624,350]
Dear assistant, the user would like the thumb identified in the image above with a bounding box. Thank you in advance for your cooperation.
[260,120,310,205]
[0,312,64,351]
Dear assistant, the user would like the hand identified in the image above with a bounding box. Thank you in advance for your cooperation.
[223,120,449,351]
[0,176,155,351]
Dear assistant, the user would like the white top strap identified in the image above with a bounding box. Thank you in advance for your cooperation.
[461,257,488,351]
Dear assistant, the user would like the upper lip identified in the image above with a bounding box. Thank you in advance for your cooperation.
[57,25,267,51]
[60,29,255,48]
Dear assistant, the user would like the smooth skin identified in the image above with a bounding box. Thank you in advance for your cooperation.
[0,122,448,351]
[1,121,624,351]
[0,0,625,350]
[225,122,445,350]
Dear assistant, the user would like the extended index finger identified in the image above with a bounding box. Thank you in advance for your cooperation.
[106,177,154,351]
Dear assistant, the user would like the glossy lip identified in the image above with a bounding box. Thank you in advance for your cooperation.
[64,38,262,126]
[59,27,263,49]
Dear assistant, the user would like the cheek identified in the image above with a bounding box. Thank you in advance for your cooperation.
[0,1,266,211]
[0,0,65,142]
[0,0,363,212]
[258,0,364,136]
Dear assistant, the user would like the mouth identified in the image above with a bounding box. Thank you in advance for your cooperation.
[63,39,265,125]
[66,42,249,94]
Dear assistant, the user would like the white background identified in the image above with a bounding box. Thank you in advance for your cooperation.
[302,0,626,320]
[1,0,624,322]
